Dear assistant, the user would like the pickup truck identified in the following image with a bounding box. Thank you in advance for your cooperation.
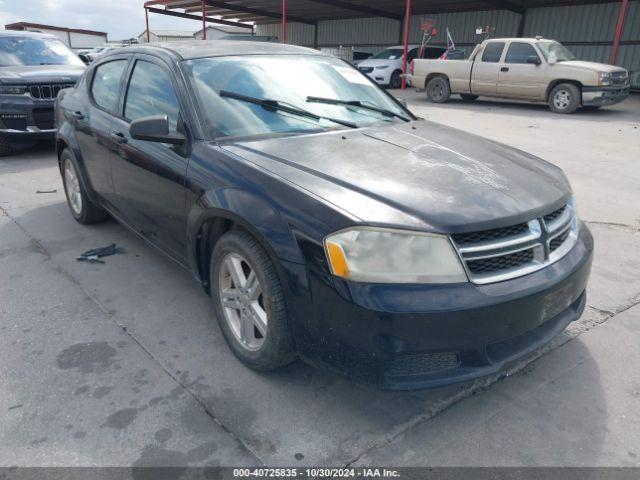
[410,37,630,113]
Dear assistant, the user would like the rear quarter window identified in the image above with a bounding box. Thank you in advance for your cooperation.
[481,42,505,63]
[90,60,128,113]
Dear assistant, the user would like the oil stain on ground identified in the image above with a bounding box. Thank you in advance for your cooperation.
[56,342,117,374]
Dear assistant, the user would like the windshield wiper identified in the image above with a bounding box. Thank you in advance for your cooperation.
[219,90,357,129]
[306,96,410,122]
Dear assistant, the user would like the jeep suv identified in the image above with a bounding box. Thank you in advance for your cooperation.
[0,30,85,155]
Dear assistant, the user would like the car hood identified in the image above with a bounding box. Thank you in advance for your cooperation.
[357,58,401,69]
[555,60,626,74]
[0,65,85,84]
[221,121,571,233]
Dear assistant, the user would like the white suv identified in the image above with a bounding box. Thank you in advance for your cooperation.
[357,45,420,88]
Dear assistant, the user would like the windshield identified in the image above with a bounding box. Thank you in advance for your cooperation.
[183,54,411,139]
[0,36,84,67]
[537,41,576,62]
[372,48,404,60]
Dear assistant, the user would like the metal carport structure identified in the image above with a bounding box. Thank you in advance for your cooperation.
[143,0,634,88]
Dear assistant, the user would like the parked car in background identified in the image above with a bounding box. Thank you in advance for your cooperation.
[55,41,592,389]
[357,45,420,88]
[0,30,85,155]
[410,37,630,113]
[352,51,373,65]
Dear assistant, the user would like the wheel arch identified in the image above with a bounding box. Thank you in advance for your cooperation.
[425,72,450,89]
[546,79,583,102]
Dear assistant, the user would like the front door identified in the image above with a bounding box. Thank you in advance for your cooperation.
[497,42,546,99]
[108,55,190,264]
[471,41,505,96]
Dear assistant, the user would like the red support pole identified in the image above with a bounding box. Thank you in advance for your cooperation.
[145,7,150,43]
[201,0,207,39]
[609,0,629,64]
[401,0,411,89]
[282,0,287,44]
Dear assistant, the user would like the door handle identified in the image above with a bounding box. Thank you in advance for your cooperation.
[500,67,509,72]
[72,111,85,120]
[110,131,128,145]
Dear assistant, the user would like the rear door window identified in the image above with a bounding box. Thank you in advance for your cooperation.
[124,60,180,130]
[423,47,446,59]
[505,42,539,64]
[481,42,505,63]
[90,60,128,113]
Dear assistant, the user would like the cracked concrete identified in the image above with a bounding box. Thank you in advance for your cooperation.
[1,93,639,467]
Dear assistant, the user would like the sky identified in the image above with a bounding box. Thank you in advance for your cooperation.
[0,0,219,40]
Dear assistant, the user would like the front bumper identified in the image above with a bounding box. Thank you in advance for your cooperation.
[0,95,56,141]
[358,68,391,85]
[582,85,630,106]
[300,224,593,390]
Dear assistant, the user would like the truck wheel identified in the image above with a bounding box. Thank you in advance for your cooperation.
[460,94,479,102]
[210,230,296,371]
[549,83,580,114]
[389,70,402,89]
[0,137,12,157]
[426,77,451,103]
[61,149,108,224]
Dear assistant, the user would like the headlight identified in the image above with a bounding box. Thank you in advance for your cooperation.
[375,65,389,70]
[598,72,611,86]
[0,86,27,95]
[324,227,468,284]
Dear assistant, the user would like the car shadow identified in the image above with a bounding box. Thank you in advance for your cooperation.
[1,201,609,466]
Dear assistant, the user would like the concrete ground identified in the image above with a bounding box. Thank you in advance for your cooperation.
[1,93,639,468]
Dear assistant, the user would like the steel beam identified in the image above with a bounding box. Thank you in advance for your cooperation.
[306,0,402,21]
[204,0,316,25]
[401,0,411,89]
[146,7,253,29]
[610,0,629,64]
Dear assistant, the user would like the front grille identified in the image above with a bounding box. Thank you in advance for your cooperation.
[29,83,74,100]
[387,352,459,377]
[550,229,570,252]
[452,223,529,246]
[358,66,374,73]
[452,200,578,284]
[33,108,55,130]
[611,71,628,85]
[467,249,535,275]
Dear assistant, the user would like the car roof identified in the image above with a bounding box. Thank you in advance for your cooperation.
[0,29,57,39]
[104,40,327,61]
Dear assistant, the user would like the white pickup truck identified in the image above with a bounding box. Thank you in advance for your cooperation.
[409,37,630,113]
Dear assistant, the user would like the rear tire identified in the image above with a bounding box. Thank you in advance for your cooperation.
[210,230,296,372]
[549,83,580,114]
[0,137,12,157]
[426,76,451,103]
[460,94,479,102]
[60,149,108,224]
[389,70,402,89]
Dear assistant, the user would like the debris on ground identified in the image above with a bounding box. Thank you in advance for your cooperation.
[36,189,57,194]
[77,244,126,264]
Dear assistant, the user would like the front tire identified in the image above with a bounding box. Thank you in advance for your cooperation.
[389,70,402,89]
[61,149,108,224]
[549,83,580,114]
[210,230,296,371]
[426,76,451,103]
[0,137,12,157]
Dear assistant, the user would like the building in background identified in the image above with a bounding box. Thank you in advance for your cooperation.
[193,24,254,40]
[137,30,195,43]
[4,22,107,51]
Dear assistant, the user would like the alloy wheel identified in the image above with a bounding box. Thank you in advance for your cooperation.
[218,253,267,351]
[64,159,82,216]
[553,90,571,110]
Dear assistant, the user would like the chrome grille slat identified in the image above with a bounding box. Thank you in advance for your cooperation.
[28,83,74,100]
[452,199,578,285]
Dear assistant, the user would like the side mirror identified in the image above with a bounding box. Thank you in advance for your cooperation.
[527,55,542,65]
[129,115,185,145]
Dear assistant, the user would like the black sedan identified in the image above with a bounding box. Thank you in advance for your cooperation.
[55,41,593,389]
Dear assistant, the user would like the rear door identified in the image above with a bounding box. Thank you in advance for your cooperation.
[470,41,505,95]
[108,55,191,264]
[497,41,546,99]
[75,56,130,204]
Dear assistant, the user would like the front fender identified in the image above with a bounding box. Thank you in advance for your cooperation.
[187,186,306,272]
